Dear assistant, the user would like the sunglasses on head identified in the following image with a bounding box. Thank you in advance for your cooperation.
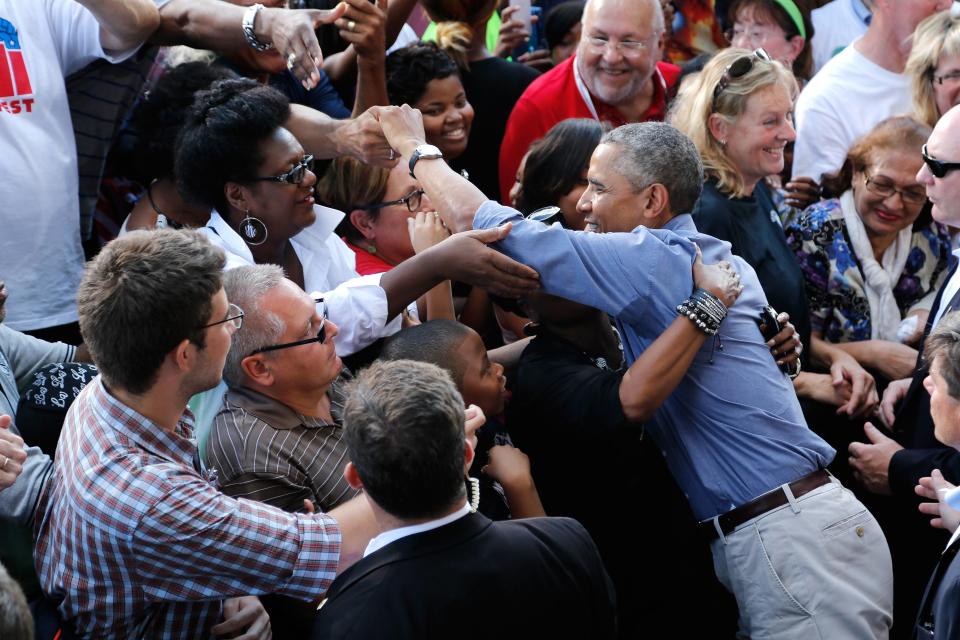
[922,144,960,178]
[712,48,772,112]
[248,297,328,356]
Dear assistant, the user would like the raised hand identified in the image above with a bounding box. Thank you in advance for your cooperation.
[265,3,348,89]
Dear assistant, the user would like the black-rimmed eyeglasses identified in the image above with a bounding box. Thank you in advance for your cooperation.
[922,144,960,179]
[254,155,315,186]
[362,188,424,213]
[712,48,771,111]
[202,303,244,330]
[248,298,328,356]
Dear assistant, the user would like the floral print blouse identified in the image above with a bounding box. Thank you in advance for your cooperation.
[784,198,952,343]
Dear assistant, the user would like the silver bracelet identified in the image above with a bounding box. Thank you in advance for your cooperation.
[242,4,272,52]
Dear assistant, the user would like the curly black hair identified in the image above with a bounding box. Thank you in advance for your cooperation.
[175,78,291,215]
[131,62,237,183]
[385,42,461,107]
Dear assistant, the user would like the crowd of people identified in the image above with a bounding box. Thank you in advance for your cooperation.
[5,0,960,638]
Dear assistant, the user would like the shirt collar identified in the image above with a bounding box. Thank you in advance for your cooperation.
[207,205,344,262]
[363,502,472,557]
[207,210,255,265]
[92,377,199,470]
[225,382,344,431]
[663,213,695,233]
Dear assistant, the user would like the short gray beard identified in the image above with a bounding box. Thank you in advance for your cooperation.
[576,55,646,107]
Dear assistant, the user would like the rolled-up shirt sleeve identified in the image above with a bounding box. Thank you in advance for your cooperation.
[472,201,696,326]
[132,475,340,602]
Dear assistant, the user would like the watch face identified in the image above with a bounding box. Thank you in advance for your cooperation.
[416,144,442,158]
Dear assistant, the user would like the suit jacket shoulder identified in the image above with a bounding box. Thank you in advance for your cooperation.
[311,513,616,640]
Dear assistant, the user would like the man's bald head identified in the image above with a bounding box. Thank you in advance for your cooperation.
[917,104,960,225]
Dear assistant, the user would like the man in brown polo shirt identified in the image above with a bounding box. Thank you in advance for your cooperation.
[206,264,358,514]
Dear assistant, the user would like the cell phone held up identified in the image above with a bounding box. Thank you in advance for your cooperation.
[757,305,792,376]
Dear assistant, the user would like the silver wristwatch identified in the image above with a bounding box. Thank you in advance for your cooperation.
[408,144,443,178]
[242,4,272,52]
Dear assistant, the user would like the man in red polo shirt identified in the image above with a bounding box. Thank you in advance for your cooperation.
[498,0,680,201]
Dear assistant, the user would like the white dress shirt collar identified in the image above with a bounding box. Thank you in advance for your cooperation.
[363,502,472,558]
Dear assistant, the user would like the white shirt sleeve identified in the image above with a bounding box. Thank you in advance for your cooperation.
[44,0,145,74]
[318,275,402,356]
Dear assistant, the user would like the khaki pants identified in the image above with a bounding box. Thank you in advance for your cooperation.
[711,479,893,639]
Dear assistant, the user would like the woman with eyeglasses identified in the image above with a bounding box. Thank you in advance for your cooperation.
[316,156,456,322]
[784,116,952,382]
[724,0,815,82]
[907,7,960,128]
[316,157,433,274]
[671,47,881,416]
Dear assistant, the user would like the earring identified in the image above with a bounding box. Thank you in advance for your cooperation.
[720,139,727,147]
[238,210,268,246]
[365,242,377,255]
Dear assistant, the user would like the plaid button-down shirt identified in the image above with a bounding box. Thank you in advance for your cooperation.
[34,377,341,639]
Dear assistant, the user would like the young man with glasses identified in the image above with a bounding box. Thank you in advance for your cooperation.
[33,230,377,639]
[498,0,680,201]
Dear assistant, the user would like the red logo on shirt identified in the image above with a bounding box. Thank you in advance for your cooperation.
[0,18,35,114]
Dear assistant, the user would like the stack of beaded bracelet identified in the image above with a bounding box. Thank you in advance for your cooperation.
[676,288,728,335]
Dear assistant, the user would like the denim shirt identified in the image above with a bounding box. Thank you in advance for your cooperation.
[474,202,834,520]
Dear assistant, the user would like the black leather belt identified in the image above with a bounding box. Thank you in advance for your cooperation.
[700,469,831,541]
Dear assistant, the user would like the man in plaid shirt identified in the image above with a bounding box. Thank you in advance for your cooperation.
[33,230,373,639]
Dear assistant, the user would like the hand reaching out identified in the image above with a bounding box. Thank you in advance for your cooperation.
[334,0,387,62]
[917,469,960,533]
[494,5,531,58]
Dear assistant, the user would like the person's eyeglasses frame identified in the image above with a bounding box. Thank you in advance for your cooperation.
[361,188,424,213]
[253,154,315,186]
[712,48,772,112]
[861,169,927,208]
[201,303,244,331]
[584,30,661,57]
[922,144,960,179]
[723,25,787,49]
[248,298,328,356]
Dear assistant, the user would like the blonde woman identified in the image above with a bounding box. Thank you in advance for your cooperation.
[906,6,960,127]
[671,47,879,414]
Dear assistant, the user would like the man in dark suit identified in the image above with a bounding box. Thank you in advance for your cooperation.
[911,311,960,639]
[311,359,617,640]
[849,105,960,498]
[847,105,960,638]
